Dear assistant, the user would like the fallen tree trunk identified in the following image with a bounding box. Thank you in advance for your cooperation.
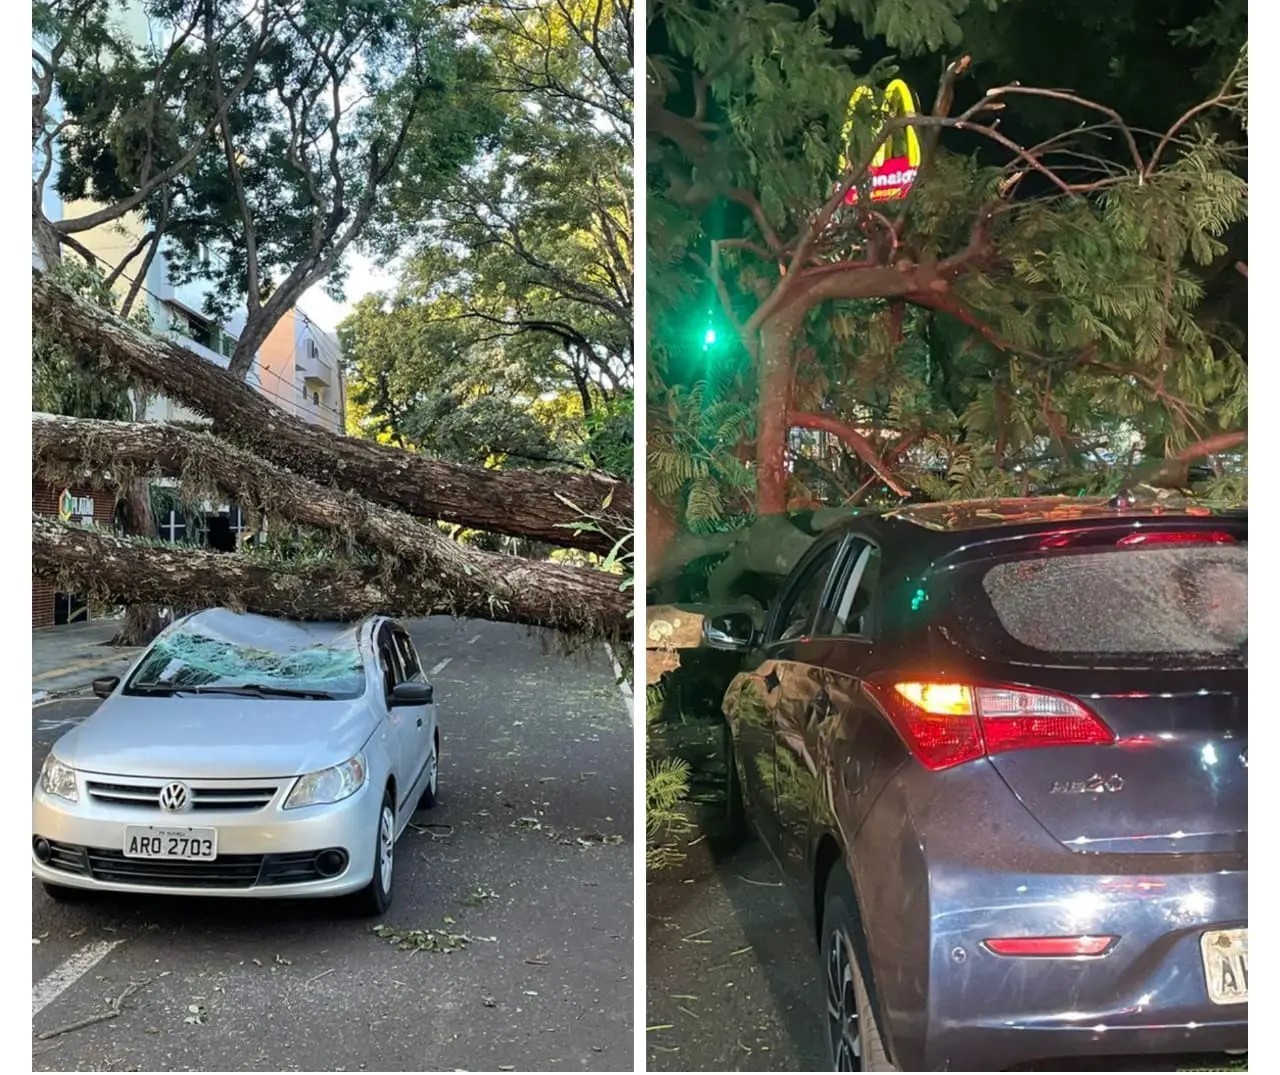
[32,271,630,555]
[33,514,630,636]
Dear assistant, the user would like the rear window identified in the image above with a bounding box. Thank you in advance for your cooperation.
[950,545,1246,668]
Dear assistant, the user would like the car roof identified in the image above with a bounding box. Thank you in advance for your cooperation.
[171,609,375,650]
[882,495,1246,533]
[812,495,1246,573]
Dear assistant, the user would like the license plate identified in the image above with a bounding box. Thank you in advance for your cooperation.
[123,826,217,861]
[1200,928,1248,1004]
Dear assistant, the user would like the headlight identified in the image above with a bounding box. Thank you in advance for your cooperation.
[284,754,366,809]
[39,754,78,802]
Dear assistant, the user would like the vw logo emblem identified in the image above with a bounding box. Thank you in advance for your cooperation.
[158,782,191,813]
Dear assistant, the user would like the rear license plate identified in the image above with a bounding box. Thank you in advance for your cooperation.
[123,826,217,861]
[1200,928,1248,1004]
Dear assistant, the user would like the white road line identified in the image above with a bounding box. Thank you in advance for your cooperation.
[32,939,124,1018]
[429,657,453,676]
[467,634,481,645]
[602,642,632,710]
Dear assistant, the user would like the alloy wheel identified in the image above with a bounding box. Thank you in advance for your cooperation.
[825,927,862,1071]
[378,803,395,892]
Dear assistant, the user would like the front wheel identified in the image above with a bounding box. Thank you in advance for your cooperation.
[821,870,897,1072]
[348,790,395,917]
[418,738,439,810]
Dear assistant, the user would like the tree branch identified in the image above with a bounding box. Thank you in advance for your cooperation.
[790,411,910,496]
[33,413,629,636]
[33,269,632,553]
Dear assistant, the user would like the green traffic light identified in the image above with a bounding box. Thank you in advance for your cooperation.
[702,327,717,348]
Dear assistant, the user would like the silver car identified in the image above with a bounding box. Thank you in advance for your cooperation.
[32,609,440,916]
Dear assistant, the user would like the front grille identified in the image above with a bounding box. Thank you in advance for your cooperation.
[87,848,265,888]
[86,779,279,812]
[41,841,342,889]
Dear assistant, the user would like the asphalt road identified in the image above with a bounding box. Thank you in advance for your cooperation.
[32,617,633,1072]
[647,823,824,1072]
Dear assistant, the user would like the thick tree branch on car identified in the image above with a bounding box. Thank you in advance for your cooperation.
[32,271,630,554]
[33,513,629,637]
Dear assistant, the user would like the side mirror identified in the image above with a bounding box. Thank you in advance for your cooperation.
[92,676,119,699]
[390,681,434,707]
[703,612,755,652]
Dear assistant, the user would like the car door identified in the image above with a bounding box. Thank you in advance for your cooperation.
[790,535,899,868]
[733,537,843,862]
[773,534,866,883]
[374,624,416,812]
[389,624,434,795]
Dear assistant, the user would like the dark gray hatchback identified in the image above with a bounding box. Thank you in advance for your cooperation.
[712,497,1247,1071]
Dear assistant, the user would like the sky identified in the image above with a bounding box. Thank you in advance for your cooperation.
[299,252,397,335]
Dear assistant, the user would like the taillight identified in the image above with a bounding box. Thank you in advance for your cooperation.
[863,680,1114,771]
[1117,530,1236,546]
[983,936,1116,958]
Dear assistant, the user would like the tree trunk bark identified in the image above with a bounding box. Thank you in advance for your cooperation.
[32,271,631,555]
[33,414,631,637]
[33,214,62,269]
[756,317,797,516]
[110,392,167,648]
[33,514,631,637]
[227,304,278,382]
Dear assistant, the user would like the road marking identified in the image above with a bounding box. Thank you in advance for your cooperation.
[602,643,632,709]
[467,634,481,645]
[429,658,453,676]
[32,939,125,1018]
[37,718,85,732]
[32,652,136,684]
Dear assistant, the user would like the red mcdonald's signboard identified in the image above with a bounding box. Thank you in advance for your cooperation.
[838,79,922,204]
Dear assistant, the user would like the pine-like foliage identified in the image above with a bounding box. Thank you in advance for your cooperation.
[646,683,692,871]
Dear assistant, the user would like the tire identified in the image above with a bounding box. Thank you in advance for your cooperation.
[41,881,92,903]
[820,869,897,1072]
[348,790,395,917]
[417,736,439,811]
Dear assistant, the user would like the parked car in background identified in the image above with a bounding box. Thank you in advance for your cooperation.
[33,609,440,916]
[711,497,1247,1071]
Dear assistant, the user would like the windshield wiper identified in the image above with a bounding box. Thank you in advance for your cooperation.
[178,684,338,700]
[125,684,179,696]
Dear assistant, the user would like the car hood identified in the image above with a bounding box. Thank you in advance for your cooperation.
[54,694,378,779]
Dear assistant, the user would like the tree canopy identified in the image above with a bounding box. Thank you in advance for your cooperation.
[341,0,634,476]
[646,0,1247,592]
[35,0,503,378]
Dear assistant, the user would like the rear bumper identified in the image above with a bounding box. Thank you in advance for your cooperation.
[851,764,1247,1071]
[935,1018,1246,1070]
[915,860,1247,1069]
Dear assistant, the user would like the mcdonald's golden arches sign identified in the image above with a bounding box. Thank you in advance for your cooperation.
[838,79,921,204]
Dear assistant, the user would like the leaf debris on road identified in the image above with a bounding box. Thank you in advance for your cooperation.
[371,923,495,954]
